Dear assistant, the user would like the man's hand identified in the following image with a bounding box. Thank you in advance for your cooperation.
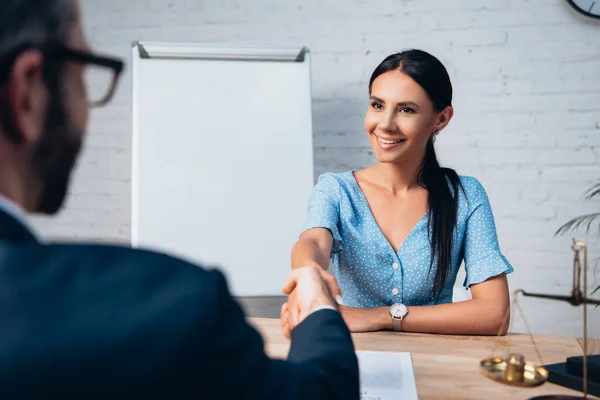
[279,267,340,339]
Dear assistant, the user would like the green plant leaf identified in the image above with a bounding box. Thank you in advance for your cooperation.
[555,213,600,236]
[585,181,600,200]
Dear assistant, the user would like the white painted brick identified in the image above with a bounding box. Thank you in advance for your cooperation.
[533,5,580,24]
[507,24,581,43]
[555,131,600,147]
[494,217,551,237]
[438,10,534,30]
[477,165,541,182]
[447,29,508,47]
[460,79,506,96]
[404,0,509,13]
[556,202,600,222]
[503,114,537,130]
[537,148,596,166]
[539,165,600,183]
[503,79,534,95]
[563,76,600,93]
[510,0,563,9]
[561,60,600,80]
[511,250,573,269]
[497,203,557,220]
[546,182,594,201]
[435,127,477,147]
[471,133,528,148]
[523,132,558,148]
[526,41,597,61]
[532,79,565,95]
[518,186,551,203]
[362,33,452,55]
[478,148,538,166]
[501,61,562,79]
[500,235,560,252]
[534,111,598,130]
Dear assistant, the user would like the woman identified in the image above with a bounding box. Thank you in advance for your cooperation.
[282,49,513,336]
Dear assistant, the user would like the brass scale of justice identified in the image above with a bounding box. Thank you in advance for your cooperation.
[480,239,600,399]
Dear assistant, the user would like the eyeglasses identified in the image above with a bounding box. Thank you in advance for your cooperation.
[56,46,124,107]
[0,44,124,108]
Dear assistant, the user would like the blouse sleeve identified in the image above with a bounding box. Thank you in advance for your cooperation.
[301,173,343,254]
[462,177,514,288]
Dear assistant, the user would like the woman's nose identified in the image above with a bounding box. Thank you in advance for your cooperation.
[378,112,397,132]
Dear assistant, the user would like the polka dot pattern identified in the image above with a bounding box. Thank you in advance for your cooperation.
[301,172,514,308]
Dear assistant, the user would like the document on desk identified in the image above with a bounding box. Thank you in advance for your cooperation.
[357,351,418,400]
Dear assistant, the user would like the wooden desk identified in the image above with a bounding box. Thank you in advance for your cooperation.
[249,318,598,400]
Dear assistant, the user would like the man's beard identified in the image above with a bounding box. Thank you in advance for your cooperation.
[31,87,83,215]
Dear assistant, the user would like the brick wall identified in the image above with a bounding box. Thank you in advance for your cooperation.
[32,0,600,336]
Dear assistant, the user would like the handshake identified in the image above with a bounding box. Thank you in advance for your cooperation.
[279,267,342,339]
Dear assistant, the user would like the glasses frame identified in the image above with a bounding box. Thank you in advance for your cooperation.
[0,43,125,107]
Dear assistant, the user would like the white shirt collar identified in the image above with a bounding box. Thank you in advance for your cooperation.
[0,193,38,238]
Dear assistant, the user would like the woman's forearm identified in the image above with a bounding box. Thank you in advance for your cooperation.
[400,299,508,335]
[351,299,509,335]
[291,238,330,271]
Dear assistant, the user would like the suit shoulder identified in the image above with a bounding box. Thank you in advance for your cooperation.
[31,242,227,298]
[46,242,203,267]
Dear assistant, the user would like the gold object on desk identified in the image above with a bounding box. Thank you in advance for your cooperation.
[481,354,549,387]
[480,239,599,399]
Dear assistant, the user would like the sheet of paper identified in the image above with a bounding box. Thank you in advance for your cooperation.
[356,351,418,400]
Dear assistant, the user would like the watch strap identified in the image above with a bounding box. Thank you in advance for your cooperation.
[392,316,403,332]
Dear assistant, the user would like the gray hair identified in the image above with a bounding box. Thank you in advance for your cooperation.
[0,0,74,76]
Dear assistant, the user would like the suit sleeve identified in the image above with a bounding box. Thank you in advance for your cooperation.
[203,270,359,400]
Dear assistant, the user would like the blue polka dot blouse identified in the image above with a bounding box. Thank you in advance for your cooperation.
[301,171,514,307]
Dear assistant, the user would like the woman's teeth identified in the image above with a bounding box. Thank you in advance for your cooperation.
[378,137,404,144]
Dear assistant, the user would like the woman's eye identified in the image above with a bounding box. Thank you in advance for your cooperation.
[371,102,383,110]
[399,107,414,113]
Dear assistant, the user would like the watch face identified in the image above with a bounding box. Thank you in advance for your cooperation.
[390,303,408,318]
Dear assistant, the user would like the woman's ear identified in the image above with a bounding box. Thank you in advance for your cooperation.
[435,105,454,133]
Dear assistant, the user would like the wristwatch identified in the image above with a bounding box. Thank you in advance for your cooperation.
[389,303,409,332]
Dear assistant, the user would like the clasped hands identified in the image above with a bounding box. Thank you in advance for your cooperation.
[280,268,387,339]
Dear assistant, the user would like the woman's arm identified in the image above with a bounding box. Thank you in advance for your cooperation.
[338,273,510,336]
[291,228,333,271]
[283,228,342,338]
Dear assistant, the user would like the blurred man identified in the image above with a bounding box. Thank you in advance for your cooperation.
[0,0,358,398]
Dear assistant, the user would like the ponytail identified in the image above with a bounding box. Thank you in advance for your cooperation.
[418,137,463,300]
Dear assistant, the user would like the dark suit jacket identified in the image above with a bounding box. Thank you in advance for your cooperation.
[0,209,359,399]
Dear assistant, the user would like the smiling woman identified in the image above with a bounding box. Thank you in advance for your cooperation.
[282,49,514,337]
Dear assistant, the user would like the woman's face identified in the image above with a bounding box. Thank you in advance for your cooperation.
[364,69,452,166]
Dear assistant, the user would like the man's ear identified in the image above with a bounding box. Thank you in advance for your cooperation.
[5,49,48,145]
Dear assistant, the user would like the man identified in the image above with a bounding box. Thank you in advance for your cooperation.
[0,0,359,398]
